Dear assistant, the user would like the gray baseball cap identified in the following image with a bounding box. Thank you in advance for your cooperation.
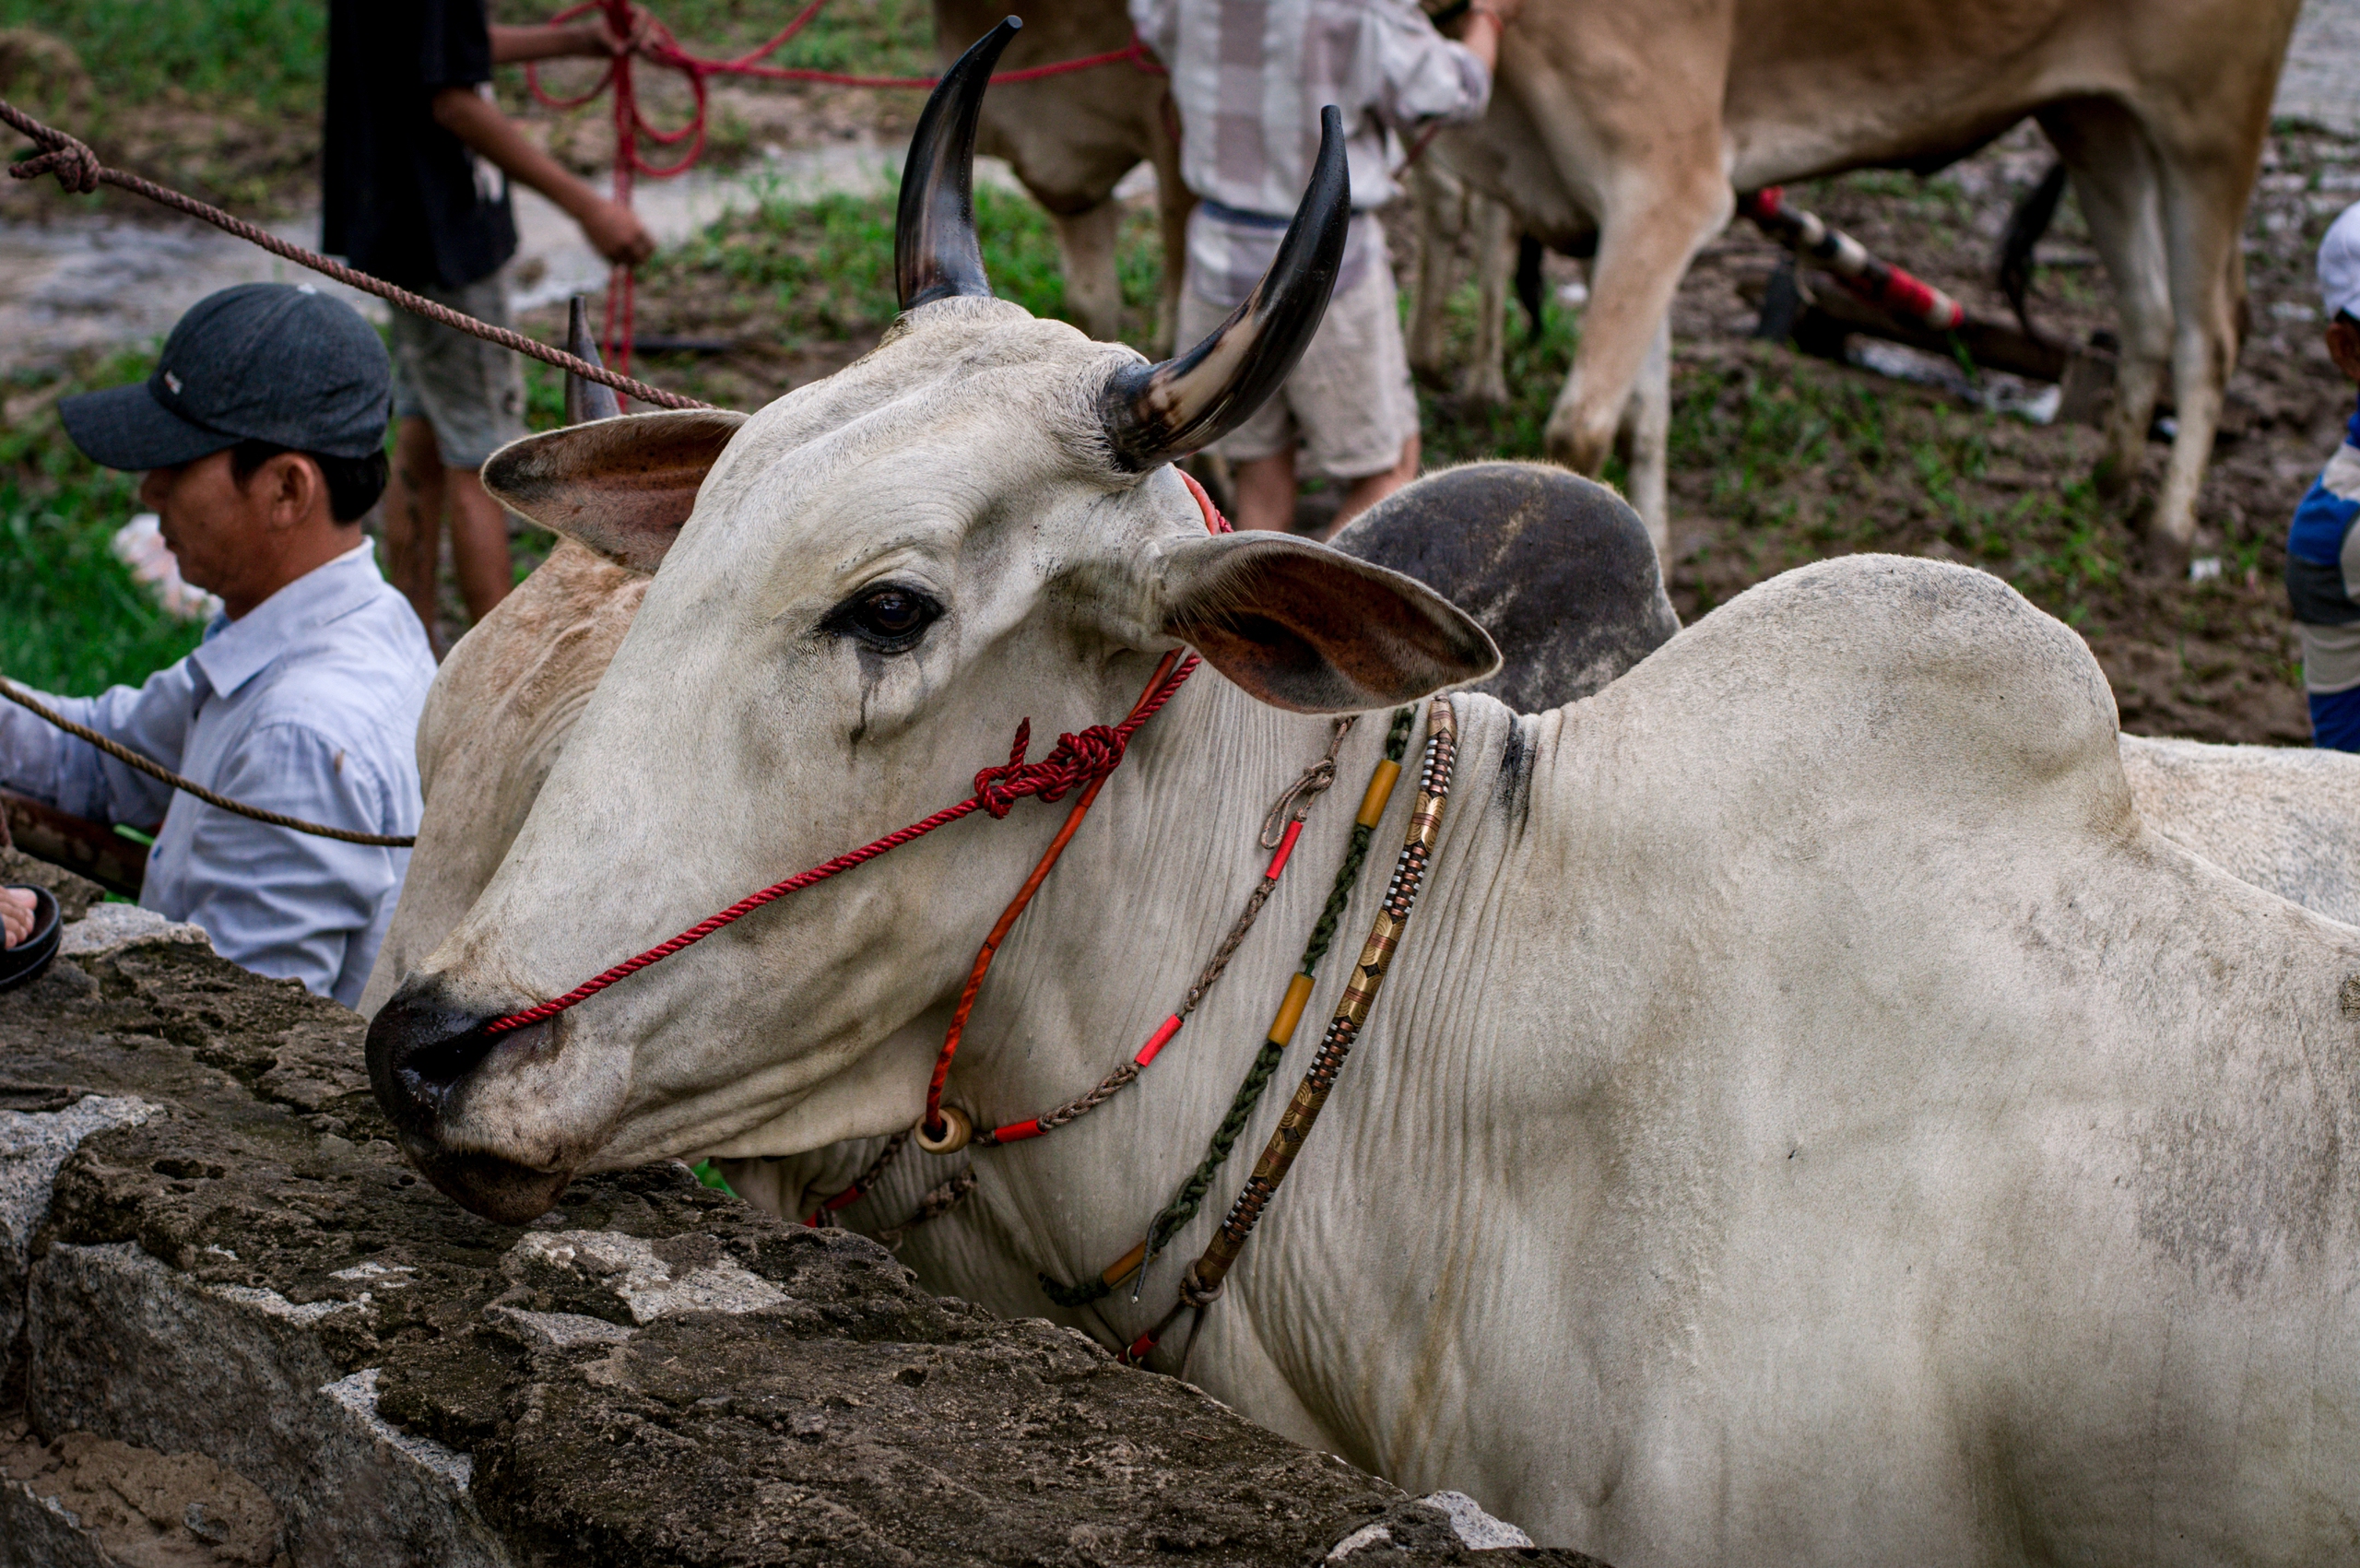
[59,282,391,470]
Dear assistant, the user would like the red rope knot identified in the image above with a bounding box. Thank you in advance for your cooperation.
[971,720,1131,819]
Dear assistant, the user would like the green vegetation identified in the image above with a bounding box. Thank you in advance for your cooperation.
[655,178,1166,348]
[502,0,938,83]
[0,0,325,118]
[0,354,208,696]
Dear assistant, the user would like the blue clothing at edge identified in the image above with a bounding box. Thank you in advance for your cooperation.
[2284,400,2360,751]
[0,542,432,1007]
[2286,403,2360,576]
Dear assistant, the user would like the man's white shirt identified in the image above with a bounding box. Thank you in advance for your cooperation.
[1,541,434,1007]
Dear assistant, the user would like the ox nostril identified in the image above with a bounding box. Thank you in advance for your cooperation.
[365,984,506,1136]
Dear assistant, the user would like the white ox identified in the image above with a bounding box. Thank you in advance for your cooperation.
[371,41,2360,1564]
[1434,0,2297,565]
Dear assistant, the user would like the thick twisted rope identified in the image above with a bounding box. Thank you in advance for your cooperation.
[0,100,708,411]
[871,1170,978,1252]
[0,677,417,847]
[804,1128,911,1224]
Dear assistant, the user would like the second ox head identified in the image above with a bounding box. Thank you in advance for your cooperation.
[367,20,1499,1222]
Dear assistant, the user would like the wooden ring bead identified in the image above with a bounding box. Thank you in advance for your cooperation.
[915,1105,973,1155]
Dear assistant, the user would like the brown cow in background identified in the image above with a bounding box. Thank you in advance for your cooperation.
[1431,0,2300,571]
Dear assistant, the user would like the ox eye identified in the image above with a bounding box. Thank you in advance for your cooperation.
[831,584,941,652]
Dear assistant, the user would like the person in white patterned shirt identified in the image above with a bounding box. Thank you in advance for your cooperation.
[1131,0,1518,534]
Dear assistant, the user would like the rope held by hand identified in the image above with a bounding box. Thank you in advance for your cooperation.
[0,99,709,412]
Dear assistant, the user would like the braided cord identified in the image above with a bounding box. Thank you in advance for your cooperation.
[1145,707,1412,1254]
[1038,708,1412,1307]
[973,720,1352,1149]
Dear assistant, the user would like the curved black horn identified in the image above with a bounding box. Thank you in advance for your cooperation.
[1099,105,1351,471]
[564,295,621,424]
[896,17,1021,311]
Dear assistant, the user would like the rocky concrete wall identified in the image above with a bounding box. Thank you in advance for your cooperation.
[0,854,1599,1568]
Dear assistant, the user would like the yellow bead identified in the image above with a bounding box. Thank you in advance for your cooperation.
[1355,760,1401,828]
[1100,1239,1148,1288]
[1267,971,1316,1045]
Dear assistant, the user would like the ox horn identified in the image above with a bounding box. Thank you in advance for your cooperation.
[563,295,621,424]
[1099,105,1351,471]
[896,16,1021,312]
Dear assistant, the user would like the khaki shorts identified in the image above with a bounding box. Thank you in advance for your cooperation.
[1175,247,1420,480]
[389,271,528,471]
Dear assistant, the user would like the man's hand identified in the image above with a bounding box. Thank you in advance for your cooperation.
[1,888,37,951]
[489,9,652,65]
[580,5,655,58]
[431,88,657,265]
[581,197,656,265]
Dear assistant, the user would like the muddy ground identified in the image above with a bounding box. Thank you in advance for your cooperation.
[1646,124,2358,747]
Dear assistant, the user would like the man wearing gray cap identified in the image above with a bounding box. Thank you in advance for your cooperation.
[0,283,434,1007]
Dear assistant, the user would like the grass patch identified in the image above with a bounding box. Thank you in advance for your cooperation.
[501,0,938,82]
[0,0,325,119]
[637,177,1167,351]
[0,354,208,696]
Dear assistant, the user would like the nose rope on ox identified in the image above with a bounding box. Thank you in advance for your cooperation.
[475,471,1232,1045]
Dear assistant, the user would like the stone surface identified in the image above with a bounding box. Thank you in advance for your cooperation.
[52,905,208,961]
[0,928,1599,1565]
[0,1094,156,1379]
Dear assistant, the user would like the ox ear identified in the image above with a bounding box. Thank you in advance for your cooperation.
[480,409,749,573]
[1146,533,1501,713]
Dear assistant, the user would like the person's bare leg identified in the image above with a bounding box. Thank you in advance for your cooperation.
[381,417,446,636]
[1328,434,1420,537]
[1233,450,1300,533]
[445,468,515,622]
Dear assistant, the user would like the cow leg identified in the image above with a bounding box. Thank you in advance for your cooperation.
[2144,144,2257,574]
[2037,102,2171,510]
[1050,200,1126,344]
[1460,194,1514,406]
[1542,172,1729,504]
[1614,312,1671,558]
[1408,160,1463,384]
[1150,100,1193,356]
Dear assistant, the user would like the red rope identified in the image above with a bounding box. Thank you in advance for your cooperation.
[527,0,1167,371]
[480,471,1230,1039]
[919,471,1229,1135]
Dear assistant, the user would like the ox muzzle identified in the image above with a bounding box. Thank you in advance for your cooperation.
[367,981,574,1223]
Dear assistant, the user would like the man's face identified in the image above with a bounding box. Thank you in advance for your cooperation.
[138,450,273,603]
[2326,318,2360,383]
